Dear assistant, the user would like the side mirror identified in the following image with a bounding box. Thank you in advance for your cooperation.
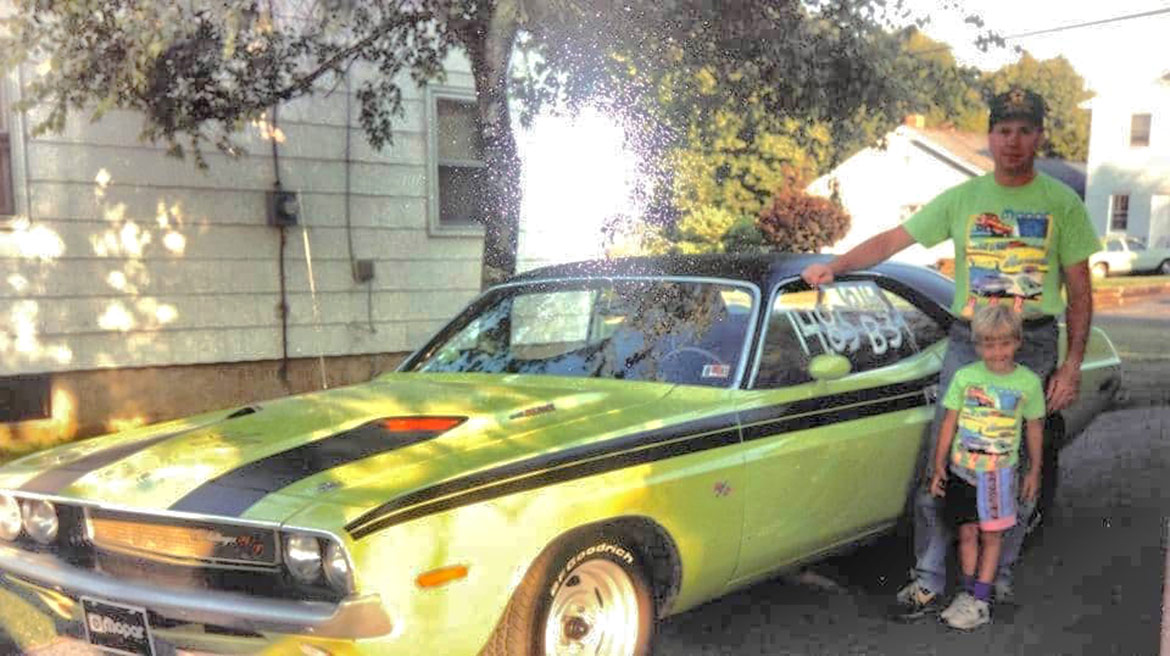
[808,353,851,382]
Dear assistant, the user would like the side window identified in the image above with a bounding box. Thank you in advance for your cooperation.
[1106,239,1124,252]
[882,288,946,348]
[427,87,487,234]
[754,280,923,388]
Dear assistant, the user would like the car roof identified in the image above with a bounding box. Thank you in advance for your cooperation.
[510,253,956,310]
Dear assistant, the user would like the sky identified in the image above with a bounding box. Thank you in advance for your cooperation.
[904,0,1170,92]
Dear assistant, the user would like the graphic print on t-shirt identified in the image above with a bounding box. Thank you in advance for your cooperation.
[953,383,1024,472]
[965,210,1052,314]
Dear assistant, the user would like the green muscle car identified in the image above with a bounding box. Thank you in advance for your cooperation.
[0,254,1121,656]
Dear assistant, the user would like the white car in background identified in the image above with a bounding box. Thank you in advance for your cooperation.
[1089,235,1170,278]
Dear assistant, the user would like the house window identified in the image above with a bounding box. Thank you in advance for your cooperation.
[1130,113,1151,147]
[0,82,15,217]
[0,375,52,423]
[429,89,487,232]
[1109,194,1129,231]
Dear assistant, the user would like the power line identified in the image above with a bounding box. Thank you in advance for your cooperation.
[905,5,1170,57]
[1003,6,1170,40]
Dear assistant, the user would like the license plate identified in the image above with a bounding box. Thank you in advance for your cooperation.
[81,597,155,656]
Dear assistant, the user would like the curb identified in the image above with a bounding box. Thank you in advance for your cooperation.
[1093,280,1170,310]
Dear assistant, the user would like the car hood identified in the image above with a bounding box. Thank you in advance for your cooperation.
[0,373,674,529]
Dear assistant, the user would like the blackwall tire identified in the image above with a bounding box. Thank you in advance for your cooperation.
[480,529,654,656]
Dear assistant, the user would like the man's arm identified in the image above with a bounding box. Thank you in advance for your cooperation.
[1047,260,1092,411]
[801,226,916,286]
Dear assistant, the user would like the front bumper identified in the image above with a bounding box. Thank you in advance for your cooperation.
[0,542,392,641]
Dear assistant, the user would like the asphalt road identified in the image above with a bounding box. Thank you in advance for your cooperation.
[651,297,1170,655]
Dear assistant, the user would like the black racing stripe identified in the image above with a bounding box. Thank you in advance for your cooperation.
[349,427,742,540]
[741,391,928,441]
[345,412,742,537]
[169,420,458,517]
[347,374,938,539]
[18,419,227,495]
[736,374,938,426]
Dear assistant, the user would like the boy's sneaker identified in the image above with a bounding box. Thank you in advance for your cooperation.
[940,592,974,623]
[891,579,942,621]
[943,594,990,630]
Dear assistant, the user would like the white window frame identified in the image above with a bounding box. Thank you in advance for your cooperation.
[0,68,28,230]
[1108,193,1130,233]
[1129,112,1152,148]
[425,85,486,238]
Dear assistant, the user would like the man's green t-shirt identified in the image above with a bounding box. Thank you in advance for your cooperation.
[943,361,1046,474]
[903,172,1100,318]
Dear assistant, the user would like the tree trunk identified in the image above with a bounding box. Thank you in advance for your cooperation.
[466,2,522,288]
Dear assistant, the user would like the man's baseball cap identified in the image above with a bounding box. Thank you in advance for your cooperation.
[988,87,1045,130]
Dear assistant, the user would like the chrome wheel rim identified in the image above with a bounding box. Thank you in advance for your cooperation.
[544,558,640,656]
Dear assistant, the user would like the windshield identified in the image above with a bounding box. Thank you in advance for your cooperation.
[407,279,756,388]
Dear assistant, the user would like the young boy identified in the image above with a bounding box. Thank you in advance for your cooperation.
[929,304,1045,630]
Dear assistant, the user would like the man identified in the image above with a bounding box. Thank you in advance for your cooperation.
[801,87,1100,619]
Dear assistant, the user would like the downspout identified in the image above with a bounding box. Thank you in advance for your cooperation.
[271,104,290,384]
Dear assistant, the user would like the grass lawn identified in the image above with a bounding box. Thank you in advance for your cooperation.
[1094,274,1170,288]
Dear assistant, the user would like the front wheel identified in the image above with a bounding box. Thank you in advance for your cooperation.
[1091,262,1109,279]
[481,530,654,656]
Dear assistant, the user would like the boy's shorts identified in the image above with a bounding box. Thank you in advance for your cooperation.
[944,467,1018,531]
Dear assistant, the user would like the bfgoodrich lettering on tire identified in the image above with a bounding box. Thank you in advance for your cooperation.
[481,529,654,656]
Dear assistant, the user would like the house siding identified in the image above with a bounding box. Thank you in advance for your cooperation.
[0,54,481,443]
[1084,79,1170,245]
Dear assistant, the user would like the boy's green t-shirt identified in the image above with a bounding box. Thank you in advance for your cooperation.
[903,172,1101,318]
[943,361,1046,474]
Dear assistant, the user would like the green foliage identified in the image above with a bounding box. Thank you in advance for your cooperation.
[669,110,835,221]
[722,215,770,253]
[898,28,987,133]
[982,52,1093,161]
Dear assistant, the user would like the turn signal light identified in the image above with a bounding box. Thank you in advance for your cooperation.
[416,564,469,588]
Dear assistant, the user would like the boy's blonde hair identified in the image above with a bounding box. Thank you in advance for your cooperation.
[971,303,1022,341]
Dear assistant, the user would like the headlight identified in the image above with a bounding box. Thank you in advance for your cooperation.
[284,534,322,583]
[22,499,59,544]
[323,540,352,593]
[0,495,21,541]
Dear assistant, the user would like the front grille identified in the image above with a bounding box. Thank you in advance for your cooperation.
[2,501,343,603]
[88,509,279,566]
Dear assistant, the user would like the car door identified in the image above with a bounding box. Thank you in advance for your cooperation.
[729,278,944,584]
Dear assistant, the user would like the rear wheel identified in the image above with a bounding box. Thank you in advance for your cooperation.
[481,529,654,656]
[1091,262,1109,279]
[1159,259,1170,276]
